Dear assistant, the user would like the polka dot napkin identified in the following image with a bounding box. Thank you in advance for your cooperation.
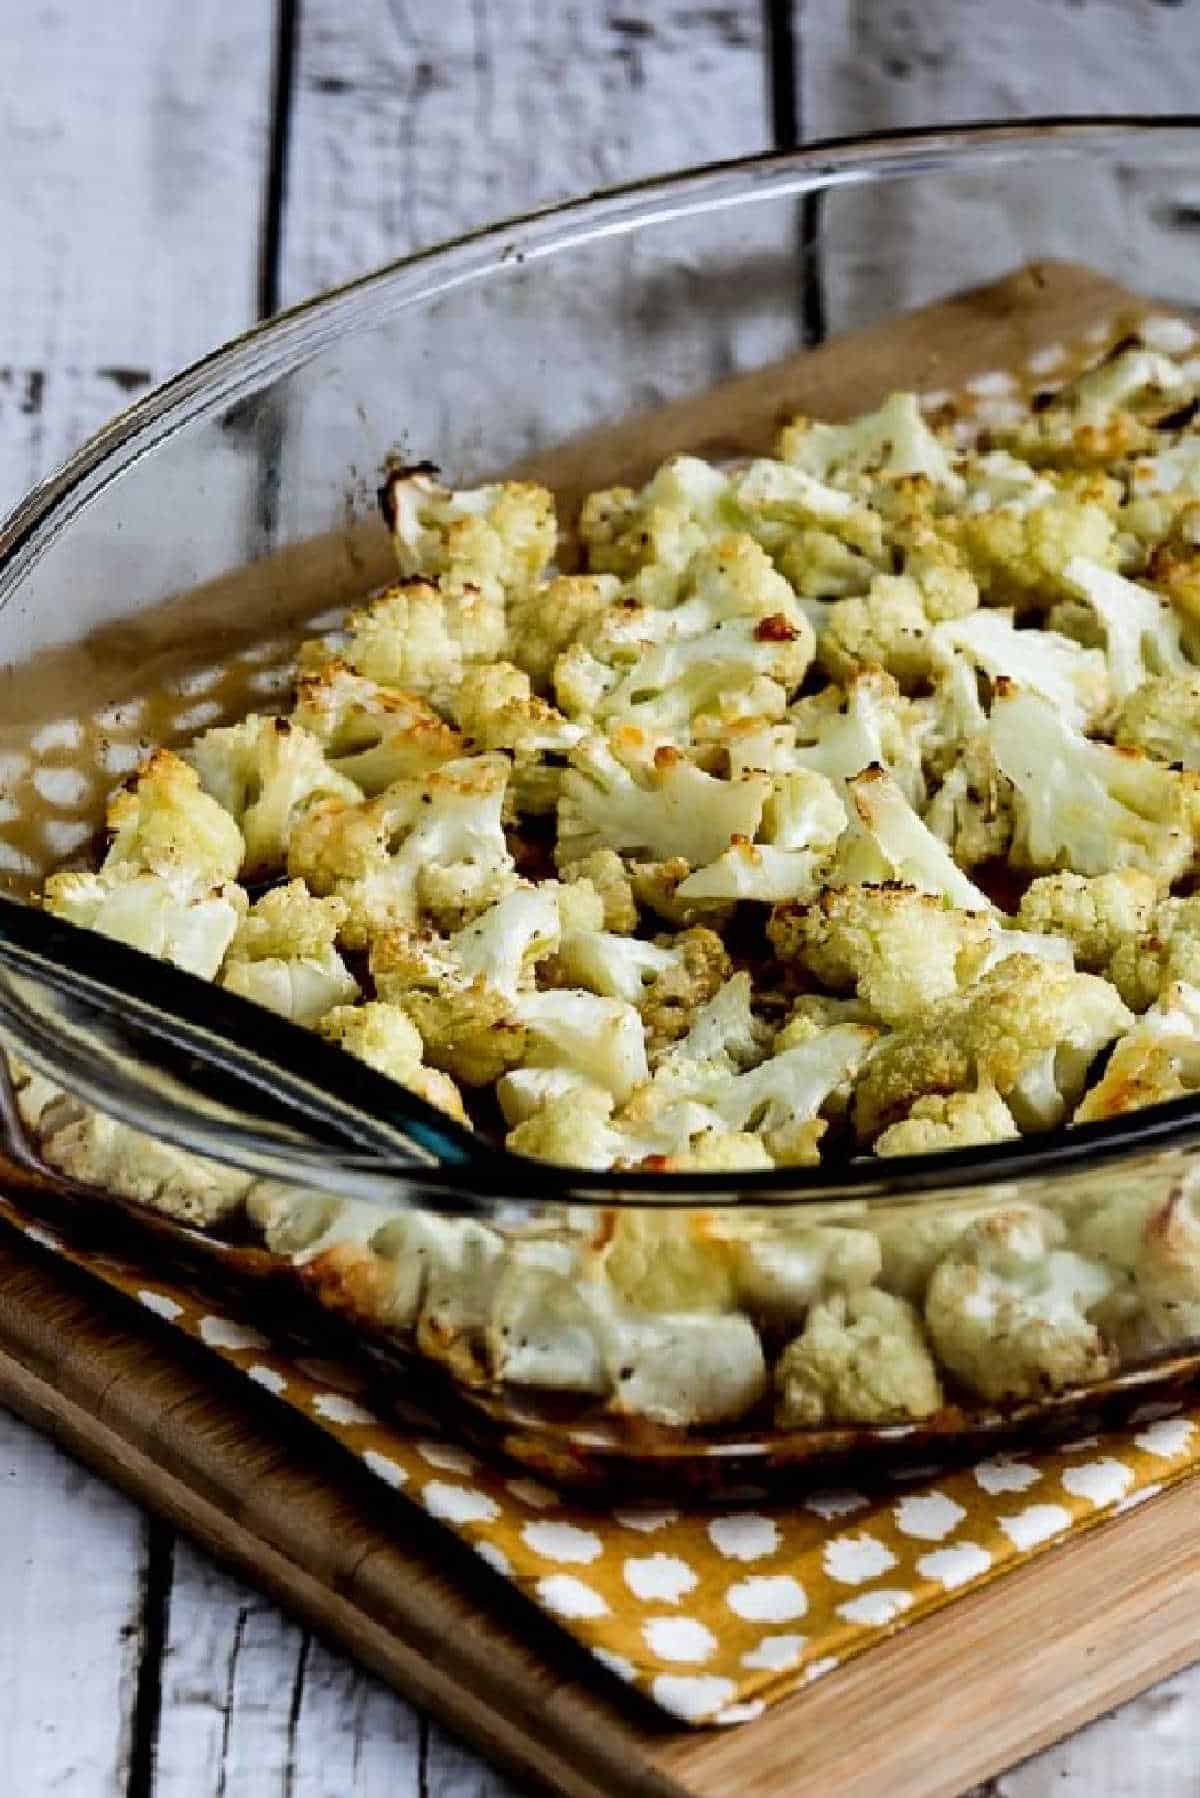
[3,1195,1199,1728]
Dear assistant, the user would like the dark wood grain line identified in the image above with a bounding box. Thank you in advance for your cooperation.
[260,0,302,319]
[282,1631,311,1797]
[123,1517,174,1798]
[764,0,825,346]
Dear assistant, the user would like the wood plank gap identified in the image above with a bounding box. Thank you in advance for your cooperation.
[259,0,301,320]
[765,0,825,346]
[123,1516,174,1798]
[281,1630,311,1798]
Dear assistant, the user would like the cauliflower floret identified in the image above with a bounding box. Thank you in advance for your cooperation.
[105,749,244,888]
[778,528,879,599]
[729,458,885,561]
[517,989,649,1107]
[1114,670,1200,769]
[556,535,815,735]
[674,768,844,906]
[370,885,559,1086]
[924,736,1015,871]
[219,881,359,1026]
[871,1200,995,1303]
[930,610,1109,732]
[834,766,995,911]
[380,466,556,594]
[506,574,621,686]
[648,1131,775,1173]
[42,865,244,982]
[854,954,1132,1141]
[1016,869,1158,974]
[790,668,929,808]
[778,392,963,495]
[606,1312,768,1427]
[769,883,992,1026]
[655,972,773,1075]
[1108,894,1200,1010]
[717,1217,881,1327]
[316,1000,467,1122]
[624,1021,876,1166]
[36,1107,252,1226]
[1063,555,1188,703]
[551,924,728,1052]
[1074,1173,1200,1346]
[817,573,942,691]
[287,752,516,947]
[556,734,770,869]
[506,1085,632,1168]
[1001,344,1186,469]
[874,1086,1019,1158]
[577,455,733,603]
[292,662,463,793]
[958,493,1117,610]
[335,579,507,712]
[557,847,638,933]
[185,715,361,878]
[1075,980,1200,1121]
[989,684,1199,882]
[925,1206,1116,1402]
[775,1288,944,1425]
[451,659,584,814]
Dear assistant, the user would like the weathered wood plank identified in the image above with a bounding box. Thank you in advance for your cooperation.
[0,1,276,515]
[799,0,1200,332]
[280,1,771,301]
[268,0,786,546]
[0,1406,147,1794]
[152,1538,431,1797]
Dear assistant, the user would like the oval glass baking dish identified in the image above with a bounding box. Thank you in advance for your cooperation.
[4,119,1200,1493]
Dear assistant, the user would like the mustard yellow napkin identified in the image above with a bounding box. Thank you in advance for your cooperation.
[3,1192,1197,1728]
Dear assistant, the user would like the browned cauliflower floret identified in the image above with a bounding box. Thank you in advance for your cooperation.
[451,659,583,814]
[1108,896,1200,1011]
[506,573,620,686]
[556,733,770,870]
[775,1288,944,1426]
[874,1086,1019,1158]
[1075,981,1200,1122]
[1016,869,1158,975]
[1114,670,1200,769]
[854,954,1132,1141]
[957,493,1116,610]
[292,662,463,792]
[381,466,556,594]
[287,753,516,947]
[184,714,361,878]
[769,883,992,1026]
[577,454,732,603]
[1074,1172,1200,1347]
[547,923,729,1052]
[558,847,638,933]
[220,881,358,1026]
[925,1206,1116,1402]
[335,579,508,712]
[989,684,1200,884]
[317,1000,467,1122]
[816,574,936,691]
[370,886,559,1086]
[106,748,245,888]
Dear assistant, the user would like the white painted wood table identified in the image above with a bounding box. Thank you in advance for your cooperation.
[3,4,1200,1792]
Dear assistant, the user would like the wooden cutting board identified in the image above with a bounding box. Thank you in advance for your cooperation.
[2,1222,1200,1798]
[4,260,1199,1796]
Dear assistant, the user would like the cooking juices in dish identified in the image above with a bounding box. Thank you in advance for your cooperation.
[13,314,1200,1449]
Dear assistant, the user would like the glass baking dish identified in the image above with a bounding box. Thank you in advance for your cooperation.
[4,119,1200,1493]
